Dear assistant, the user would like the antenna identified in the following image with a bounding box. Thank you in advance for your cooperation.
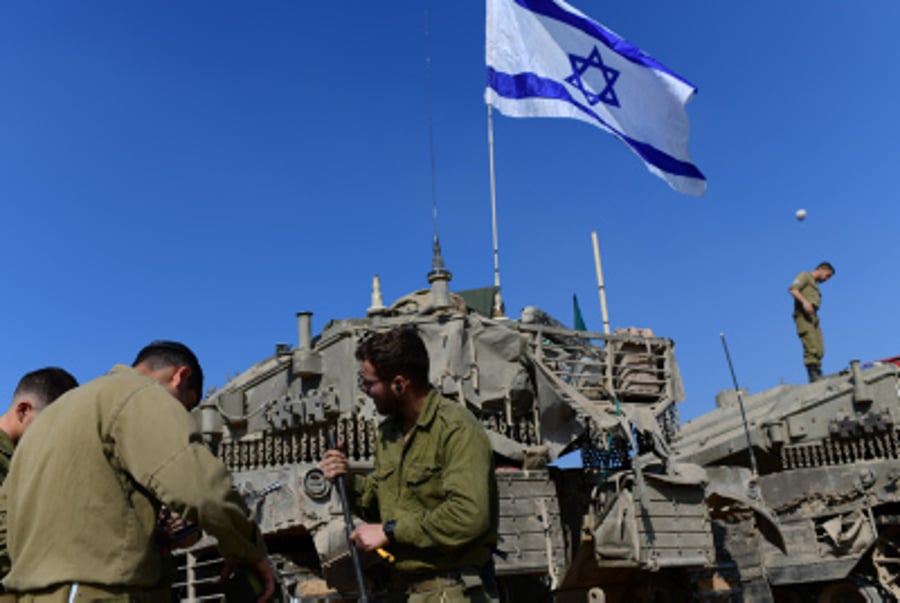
[591,231,611,334]
[487,105,504,318]
[422,8,452,310]
[719,333,759,480]
[424,9,439,248]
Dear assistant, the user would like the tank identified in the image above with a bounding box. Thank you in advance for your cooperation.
[171,244,734,603]
[674,358,900,602]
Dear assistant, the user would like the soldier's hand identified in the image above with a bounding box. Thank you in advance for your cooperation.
[251,557,276,603]
[220,556,276,603]
[351,523,390,552]
[321,447,349,481]
[803,301,815,317]
[157,506,201,549]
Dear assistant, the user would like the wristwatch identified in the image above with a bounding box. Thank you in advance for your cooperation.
[383,519,398,544]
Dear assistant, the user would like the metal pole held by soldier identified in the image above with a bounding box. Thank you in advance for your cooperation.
[327,429,370,603]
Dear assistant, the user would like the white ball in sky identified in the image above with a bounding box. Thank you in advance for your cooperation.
[795,208,807,221]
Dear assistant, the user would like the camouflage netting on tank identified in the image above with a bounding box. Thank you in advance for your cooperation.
[418,316,531,411]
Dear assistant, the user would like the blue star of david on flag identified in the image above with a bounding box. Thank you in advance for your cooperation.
[565,46,620,108]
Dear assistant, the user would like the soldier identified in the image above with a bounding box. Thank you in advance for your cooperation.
[321,327,499,602]
[789,261,835,382]
[0,367,78,485]
[1,341,275,602]
[0,367,78,590]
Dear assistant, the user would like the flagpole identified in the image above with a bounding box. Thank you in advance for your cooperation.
[487,104,504,318]
[591,230,610,335]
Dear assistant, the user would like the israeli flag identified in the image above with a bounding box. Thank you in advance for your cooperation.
[486,0,706,196]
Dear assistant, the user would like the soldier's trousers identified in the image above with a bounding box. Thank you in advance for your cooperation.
[385,566,500,603]
[794,311,823,366]
[385,584,497,603]
[13,582,171,602]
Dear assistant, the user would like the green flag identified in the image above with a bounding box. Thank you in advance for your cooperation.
[573,294,587,331]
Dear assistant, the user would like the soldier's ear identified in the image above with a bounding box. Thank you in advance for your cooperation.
[15,400,34,423]
[171,366,199,410]
[168,366,190,388]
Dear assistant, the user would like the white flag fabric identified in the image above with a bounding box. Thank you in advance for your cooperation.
[486,0,706,196]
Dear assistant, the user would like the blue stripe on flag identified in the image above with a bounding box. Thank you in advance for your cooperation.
[513,0,696,89]
[488,67,704,180]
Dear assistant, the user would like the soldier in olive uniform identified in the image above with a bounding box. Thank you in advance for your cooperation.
[1,341,275,602]
[789,262,835,382]
[0,368,78,587]
[322,327,499,603]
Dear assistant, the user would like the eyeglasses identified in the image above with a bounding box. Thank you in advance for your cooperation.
[357,373,380,392]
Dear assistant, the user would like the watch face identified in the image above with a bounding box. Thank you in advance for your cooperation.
[384,520,397,543]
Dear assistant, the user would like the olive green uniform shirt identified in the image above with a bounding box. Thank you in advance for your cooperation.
[789,271,822,311]
[0,430,13,578]
[2,365,266,593]
[0,431,13,487]
[351,390,498,575]
[790,271,825,364]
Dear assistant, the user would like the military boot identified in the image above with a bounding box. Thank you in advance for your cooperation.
[806,364,822,383]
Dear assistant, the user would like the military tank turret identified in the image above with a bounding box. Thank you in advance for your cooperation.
[674,359,900,602]
[172,244,730,603]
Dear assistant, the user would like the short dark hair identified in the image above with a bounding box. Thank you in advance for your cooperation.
[355,326,430,388]
[13,367,79,407]
[817,261,835,274]
[132,341,204,401]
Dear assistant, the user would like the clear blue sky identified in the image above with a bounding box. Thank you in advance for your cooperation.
[2,2,898,422]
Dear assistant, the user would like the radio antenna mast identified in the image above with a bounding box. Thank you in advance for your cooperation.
[422,9,452,308]
[719,333,759,480]
[424,9,439,248]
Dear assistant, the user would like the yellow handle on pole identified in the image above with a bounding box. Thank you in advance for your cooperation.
[375,548,396,564]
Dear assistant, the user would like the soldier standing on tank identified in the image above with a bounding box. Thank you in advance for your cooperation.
[0,341,275,602]
[321,326,499,602]
[789,262,835,382]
